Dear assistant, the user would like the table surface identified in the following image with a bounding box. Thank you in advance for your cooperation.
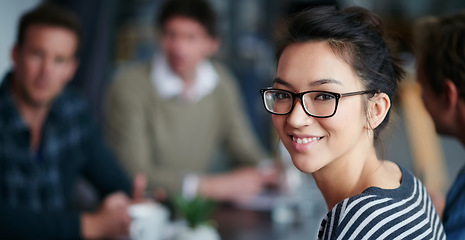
[213,208,319,240]
[209,168,327,240]
[211,190,327,240]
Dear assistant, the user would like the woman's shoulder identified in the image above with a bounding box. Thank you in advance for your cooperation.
[327,192,394,227]
[319,167,445,239]
[336,166,437,226]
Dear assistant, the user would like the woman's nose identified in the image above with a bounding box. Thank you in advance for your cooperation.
[286,99,313,127]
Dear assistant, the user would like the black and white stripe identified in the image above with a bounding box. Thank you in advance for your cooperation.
[318,167,445,240]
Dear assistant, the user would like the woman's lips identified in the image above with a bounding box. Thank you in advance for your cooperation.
[290,135,323,152]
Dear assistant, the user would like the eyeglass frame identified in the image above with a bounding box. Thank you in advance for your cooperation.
[259,88,380,118]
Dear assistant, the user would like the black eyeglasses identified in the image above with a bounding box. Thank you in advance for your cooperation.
[260,88,380,118]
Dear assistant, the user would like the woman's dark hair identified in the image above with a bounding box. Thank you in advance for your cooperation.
[17,2,81,53]
[277,6,404,138]
[157,0,218,38]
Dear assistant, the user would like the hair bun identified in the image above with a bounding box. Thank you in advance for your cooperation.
[344,7,385,37]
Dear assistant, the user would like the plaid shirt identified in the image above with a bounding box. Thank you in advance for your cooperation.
[0,72,131,239]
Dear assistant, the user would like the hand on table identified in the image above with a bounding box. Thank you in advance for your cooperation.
[81,192,131,239]
[132,173,148,202]
[81,173,159,239]
[198,166,279,203]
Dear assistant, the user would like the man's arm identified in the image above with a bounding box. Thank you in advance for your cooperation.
[81,120,132,197]
[71,103,137,239]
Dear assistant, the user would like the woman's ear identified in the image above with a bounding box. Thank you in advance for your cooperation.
[366,92,391,130]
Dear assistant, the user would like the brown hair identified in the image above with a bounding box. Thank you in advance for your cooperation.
[415,10,465,100]
[157,0,218,38]
[17,2,81,54]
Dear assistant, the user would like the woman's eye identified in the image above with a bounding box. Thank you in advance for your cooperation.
[314,93,335,101]
[275,92,291,100]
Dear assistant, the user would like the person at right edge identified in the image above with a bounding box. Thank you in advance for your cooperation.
[414,10,465,239]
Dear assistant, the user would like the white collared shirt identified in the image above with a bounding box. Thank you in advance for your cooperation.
[150,54,219,102]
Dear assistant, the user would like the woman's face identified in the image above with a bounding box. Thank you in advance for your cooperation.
[273,41,370,174]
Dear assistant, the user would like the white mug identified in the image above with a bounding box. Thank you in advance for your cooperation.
[128,202,169,240]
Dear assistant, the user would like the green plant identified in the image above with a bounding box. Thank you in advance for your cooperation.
[174,196,217,229]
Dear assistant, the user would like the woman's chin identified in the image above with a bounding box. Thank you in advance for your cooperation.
[290,156,322,174]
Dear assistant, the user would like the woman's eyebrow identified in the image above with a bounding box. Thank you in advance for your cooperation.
[309,78,343,86]
[273,77,343,87]
[273,77,291,87]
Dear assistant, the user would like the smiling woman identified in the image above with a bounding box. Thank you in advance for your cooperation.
[261,6,446,240]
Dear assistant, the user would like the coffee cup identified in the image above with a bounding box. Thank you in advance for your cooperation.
[128,202,169,240]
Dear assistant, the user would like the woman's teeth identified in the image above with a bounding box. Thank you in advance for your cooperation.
[292,136,321,144]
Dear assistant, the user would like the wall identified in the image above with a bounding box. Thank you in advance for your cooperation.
[0,1,41,82]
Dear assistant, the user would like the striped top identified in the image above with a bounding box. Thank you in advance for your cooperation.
[318,167,445,240]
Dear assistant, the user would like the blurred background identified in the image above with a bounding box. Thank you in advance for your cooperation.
[1,0,465,193]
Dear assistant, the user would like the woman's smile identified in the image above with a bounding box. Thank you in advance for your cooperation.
[289,134,323,152]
